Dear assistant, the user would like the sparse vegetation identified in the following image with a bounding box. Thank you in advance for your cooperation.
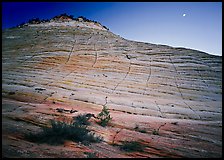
[84,152,98,158]
[119,141,147,152]
[97,106,112,127]
[134,124,147,133]
[53,13,75,20]
[152,129,159,135]
[15,13,109,30]
[25,114,103,145]
[73,114,91,126]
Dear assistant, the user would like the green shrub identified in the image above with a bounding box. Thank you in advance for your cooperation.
[25,114,103,145]
[119,141,147,152]
[97,106,112,127]
[73,114,91,126]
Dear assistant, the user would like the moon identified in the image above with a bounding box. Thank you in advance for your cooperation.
[183,13,186,17]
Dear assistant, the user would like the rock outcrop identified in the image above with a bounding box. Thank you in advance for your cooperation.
[2,15,222,158]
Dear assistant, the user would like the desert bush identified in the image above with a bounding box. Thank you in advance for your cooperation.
[119,141,147,152]
[25,114,103,145]
[97,106,112,127]
[73,114,91,126]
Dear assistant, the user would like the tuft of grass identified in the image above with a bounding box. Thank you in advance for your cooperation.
[25,114,103,145]
[152,129,159,135]
[119,141,147,152]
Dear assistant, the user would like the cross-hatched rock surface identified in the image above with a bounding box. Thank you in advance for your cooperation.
[2,19,222,158]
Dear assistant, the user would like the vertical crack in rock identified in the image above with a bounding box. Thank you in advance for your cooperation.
[143,57,152,95]
[43,35,77,97]
[92,44,98,67]
[65,41,75,64]
[112,129,122,145]
[48,31,75,69]
[46,32,76,72]
[112,58,131,94]
[66,32,76,64]
[168,55,201,120]
[155,101,163,118]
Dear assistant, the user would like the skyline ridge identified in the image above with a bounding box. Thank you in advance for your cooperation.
[2,2,221,56]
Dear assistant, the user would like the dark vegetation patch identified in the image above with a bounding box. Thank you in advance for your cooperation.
[134,124,147,133]
[119,141,147,152]
[97,106,112,127]
[15,13,109,30]
[84,152,98,158]
[25,114,103,145]
[8,91,16,95]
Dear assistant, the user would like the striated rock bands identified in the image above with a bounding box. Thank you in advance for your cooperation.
[2,19,222,158]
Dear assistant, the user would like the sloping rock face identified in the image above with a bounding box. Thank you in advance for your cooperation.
[2,19,222,158]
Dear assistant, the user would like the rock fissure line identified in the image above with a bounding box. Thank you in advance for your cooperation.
[65,41,75,64]
[46,32,76,73]
[112,58,131,93]
[112,129,122,144]
[158,122,167,131]
[154,101,163,118]
[92,44,98,67]
[41,40,77,96]
[143,57,152,95]
[168,55,201,120]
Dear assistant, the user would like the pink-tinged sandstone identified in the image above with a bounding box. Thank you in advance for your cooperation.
[2,17,222,158]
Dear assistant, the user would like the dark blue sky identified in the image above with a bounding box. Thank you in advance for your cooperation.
[2,2,222,56]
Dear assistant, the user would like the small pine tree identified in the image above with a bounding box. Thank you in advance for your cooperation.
[97,106,112,127]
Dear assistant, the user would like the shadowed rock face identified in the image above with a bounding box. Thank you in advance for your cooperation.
[2,19,222,158]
